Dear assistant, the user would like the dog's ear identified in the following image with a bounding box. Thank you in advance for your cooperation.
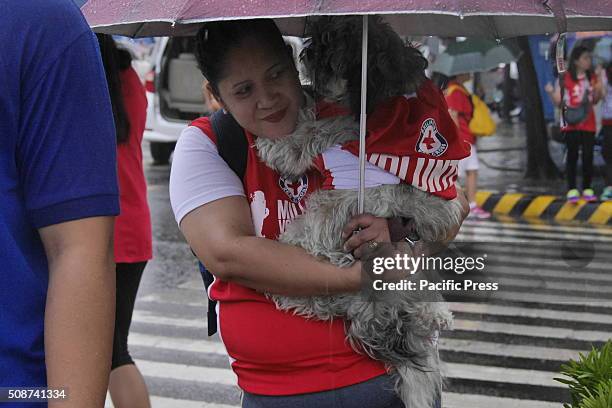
[304,16,366,101]
[304,16,428,115]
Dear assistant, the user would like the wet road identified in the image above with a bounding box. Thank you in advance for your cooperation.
[139,144,198,295]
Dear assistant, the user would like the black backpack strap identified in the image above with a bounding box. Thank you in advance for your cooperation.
[212,109,248,179]
[197,110,247,336]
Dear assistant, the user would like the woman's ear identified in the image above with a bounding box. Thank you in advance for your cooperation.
[204,81,226,112]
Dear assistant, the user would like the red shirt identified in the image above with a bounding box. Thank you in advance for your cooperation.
[114,67,153,263]
[190,118,386,395]
[331,80,469,200]
[445,81,475,145]
[562,73,598,132]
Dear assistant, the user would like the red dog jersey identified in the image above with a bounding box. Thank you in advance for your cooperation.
[315,80,470,200]
[189,117,386,396]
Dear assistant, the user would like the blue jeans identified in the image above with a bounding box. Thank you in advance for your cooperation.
[242,374,442,408]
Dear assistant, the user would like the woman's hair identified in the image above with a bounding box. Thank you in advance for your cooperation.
[194,19,289,95]
[96,34,131,144]
[567,45,592,82]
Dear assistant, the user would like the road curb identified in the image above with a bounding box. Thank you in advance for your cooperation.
[475,192,612,225]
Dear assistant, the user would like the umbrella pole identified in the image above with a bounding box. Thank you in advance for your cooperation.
[357,15,368,214]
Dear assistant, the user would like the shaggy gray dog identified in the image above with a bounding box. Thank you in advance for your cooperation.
[255,16,462,408]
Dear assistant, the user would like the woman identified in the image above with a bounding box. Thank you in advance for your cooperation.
[97,34,153,408]
[169,19,466,407]
[546,46,603,203]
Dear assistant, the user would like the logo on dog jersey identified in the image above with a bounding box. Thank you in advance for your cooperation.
[278,175,309,203]
[416,118,448,157]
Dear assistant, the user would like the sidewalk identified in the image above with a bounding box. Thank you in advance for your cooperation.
[469,121,611,225]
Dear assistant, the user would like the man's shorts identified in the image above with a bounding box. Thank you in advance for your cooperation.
[458,143,479,177]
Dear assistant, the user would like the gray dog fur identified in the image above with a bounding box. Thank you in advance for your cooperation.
[253,16,463,408]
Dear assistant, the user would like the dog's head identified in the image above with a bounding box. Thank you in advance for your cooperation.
[302,16,428,117]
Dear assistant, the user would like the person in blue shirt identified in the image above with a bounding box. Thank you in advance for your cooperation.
[1,1,120,406]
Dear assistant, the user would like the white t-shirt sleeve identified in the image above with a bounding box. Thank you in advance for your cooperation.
[169,126,246,225]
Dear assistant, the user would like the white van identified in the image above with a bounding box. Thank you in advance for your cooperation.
[144,36,213,164]
[144,35,306,164]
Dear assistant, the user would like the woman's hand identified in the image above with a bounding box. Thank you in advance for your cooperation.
[545,82,562,106]
[342,213,391,259]
[544,82,554,94]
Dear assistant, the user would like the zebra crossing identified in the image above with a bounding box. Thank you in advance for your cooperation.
[106,218,612,407]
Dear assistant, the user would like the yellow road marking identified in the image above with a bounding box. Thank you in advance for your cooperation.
[492,193,525,215]
[475,191,493,208]
[588,201,612,225]
[523,195,557,218]
[555,200,587,222]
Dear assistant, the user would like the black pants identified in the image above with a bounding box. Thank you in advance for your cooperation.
[564,130,596,190]
[602,125,612,186]
[112,261,147,370]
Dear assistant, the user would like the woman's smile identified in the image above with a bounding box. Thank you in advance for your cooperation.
[261,107,288,123]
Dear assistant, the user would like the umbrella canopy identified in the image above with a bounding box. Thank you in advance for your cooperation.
[82,0,612,39]
[430,39,521,76]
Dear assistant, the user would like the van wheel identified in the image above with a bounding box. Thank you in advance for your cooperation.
[150,142,175,165]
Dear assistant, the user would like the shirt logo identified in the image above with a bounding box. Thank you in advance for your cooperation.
[416,118,448,157]
[278,175,309,203]
[249,190,270,238]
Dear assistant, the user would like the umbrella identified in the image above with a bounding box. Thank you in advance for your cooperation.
[82,0,612,39]
[430,39,521,77]
[81,0,612,212]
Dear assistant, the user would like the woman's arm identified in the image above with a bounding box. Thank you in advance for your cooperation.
[181,196,362,296]
[545,82,562,107]
[171,126,364,296]
[592,71,604,104]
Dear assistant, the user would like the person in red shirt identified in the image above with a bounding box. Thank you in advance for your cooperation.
[546,46,603,202]
[97,34,153,408]
[444,73,491,219]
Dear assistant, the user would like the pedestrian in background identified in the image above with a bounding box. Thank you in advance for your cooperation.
[445,73,492,219]
[546,46,603,203]
[1,1,119,406]
[600,62,612,201]
[96,34,153,408]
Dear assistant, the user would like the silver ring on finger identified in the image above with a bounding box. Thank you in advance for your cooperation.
[367,240,379,251]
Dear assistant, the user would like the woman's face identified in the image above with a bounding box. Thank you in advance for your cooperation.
[215,38,303,139]
[575,51,592,72]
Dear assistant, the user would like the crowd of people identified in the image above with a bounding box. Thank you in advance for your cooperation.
[2,1,610,408]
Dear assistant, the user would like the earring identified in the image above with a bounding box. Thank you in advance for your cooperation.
[222,108,228,114]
